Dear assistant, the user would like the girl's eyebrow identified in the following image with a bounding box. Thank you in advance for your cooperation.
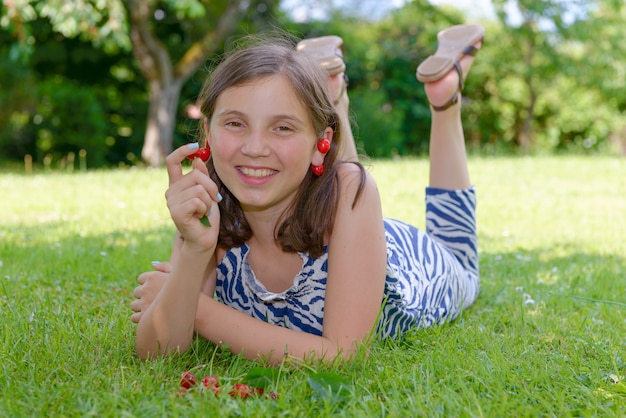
[273,114,306,125]
[216,109,245,118]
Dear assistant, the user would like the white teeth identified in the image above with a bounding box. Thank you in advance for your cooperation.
[239,167,275,178]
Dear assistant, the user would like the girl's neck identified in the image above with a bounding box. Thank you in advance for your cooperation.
[242,208,282,248]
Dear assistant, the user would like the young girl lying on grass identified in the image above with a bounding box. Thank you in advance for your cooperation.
[130,25,484,365]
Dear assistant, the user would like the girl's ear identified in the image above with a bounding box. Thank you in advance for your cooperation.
[311,127,334,167]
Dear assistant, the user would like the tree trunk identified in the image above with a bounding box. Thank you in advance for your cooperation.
[142,79,183,166]
[125,0,247,166]
[518,27,536,151]
[518,87,536,151]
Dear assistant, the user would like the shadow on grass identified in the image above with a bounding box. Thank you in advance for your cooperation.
[478,244,626,308]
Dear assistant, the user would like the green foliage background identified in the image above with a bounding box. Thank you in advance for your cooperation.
[1,0,625,168]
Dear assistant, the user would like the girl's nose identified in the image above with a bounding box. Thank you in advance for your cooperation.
[241,132,270,157]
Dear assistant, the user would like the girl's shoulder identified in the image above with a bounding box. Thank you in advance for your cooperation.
[333,162,381,219]
[335,161,377,198]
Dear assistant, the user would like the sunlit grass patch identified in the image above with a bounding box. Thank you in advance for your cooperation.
[1,156,625,416]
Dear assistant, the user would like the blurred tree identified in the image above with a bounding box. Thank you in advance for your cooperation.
[1,0,280,166]
[489,0,626,152]
[285,0,468,157]
[125,0,262,166]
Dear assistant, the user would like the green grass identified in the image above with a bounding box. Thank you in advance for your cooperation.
[1,155,625,417]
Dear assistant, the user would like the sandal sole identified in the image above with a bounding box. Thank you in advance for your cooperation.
[296,35,346,76]
[416,24,484,83]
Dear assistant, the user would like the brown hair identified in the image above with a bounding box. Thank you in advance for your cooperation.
[197,37,365,258]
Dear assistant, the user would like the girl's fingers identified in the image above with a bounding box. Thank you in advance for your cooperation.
[191,157,221,204]
[130,299,141,312]
[166,143,201,186]
[152,261,172,273]
[130,312,141,323]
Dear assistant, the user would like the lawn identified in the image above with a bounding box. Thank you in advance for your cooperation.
[1,155,625,417]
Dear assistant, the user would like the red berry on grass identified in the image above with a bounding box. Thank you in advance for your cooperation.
[229,383,254,399]
[202,375,221,395]
[180,371,197,389]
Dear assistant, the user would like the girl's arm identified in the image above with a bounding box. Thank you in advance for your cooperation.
[193,165,387,365]
[135,145,221,358]
[135,247,216,358]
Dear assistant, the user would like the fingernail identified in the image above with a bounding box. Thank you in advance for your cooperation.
[151,261,160,266]
[217,192,223,202]
[188,142,199,150]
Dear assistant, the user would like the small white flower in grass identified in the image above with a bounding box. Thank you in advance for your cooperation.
[100,251,107,256]
[29,312,35,322]
[523,293,535,306]
[515,286,524,292]
[0,261,3,268]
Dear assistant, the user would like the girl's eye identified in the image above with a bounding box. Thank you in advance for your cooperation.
[276,125,292,132]
[226,121,242,127]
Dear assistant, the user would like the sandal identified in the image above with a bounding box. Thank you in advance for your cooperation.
[296,35,348,104]
[296,35,346,76]
[416,24,484,111]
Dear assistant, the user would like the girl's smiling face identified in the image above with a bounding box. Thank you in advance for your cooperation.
[208,74,331,214]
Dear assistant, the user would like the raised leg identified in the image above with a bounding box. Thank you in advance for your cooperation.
[328,73,358,162]
[422,39,482,190]
[296,36,358,162]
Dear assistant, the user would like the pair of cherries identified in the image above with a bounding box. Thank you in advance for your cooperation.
[187,146,211,162]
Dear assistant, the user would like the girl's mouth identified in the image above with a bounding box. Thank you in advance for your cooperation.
[238,167,277,178]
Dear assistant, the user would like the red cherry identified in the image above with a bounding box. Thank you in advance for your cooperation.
[202,375,221,395]
[186,147,211,162]
[311,164,324,176]
[196,147,211,161]
[317,138,330,154]
[179,371,197,389]
[229,383,254,399]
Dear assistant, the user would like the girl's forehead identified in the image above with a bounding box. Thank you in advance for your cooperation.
[216,75,307,113]
[226,74,295,95]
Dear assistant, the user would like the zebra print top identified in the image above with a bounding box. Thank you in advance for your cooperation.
[214,187,479,339]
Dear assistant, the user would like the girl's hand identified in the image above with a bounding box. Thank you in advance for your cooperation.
[130,261,170,323]
[165,144,221,253]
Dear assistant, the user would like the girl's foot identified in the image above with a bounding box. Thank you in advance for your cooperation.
[296,35,349,106]
[297,35,357,161]
[417,24,484,111]
[296,35,345,75]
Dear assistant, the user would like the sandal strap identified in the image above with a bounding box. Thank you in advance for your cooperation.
[430,60,464,112]
[463,44,480,57]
